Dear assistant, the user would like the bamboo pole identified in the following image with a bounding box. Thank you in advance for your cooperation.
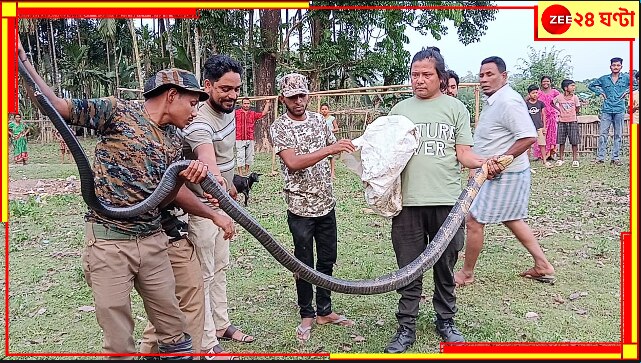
[118,84,479,100]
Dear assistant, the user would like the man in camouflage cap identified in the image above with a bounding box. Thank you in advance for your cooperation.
[270,73,357,342]
[18,37,236,360]
[143,68,209,102]
[280,72,311,97]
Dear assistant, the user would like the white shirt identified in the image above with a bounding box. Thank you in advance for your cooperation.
[473,84,537,172]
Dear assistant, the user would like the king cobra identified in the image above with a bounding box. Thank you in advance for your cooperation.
[18,60,513,295]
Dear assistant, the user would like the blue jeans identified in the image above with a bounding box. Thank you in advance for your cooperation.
[596,113,624,161]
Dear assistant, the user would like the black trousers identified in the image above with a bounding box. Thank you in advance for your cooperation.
[287,209,338,319]
[391,206,464,329]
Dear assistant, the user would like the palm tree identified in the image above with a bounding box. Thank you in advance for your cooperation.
[97,19,116,82]
[128,19,144,92]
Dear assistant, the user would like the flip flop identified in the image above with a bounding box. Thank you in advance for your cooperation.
[217,325,254,343]
[296,324,312,342]
[519,268,556,283]
[316,314,355,327]
[202,344,241,360]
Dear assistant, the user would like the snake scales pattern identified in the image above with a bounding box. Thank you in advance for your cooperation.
[18,60,512,295]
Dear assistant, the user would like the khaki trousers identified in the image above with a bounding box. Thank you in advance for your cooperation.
[188,212,231,351]
[139,237,205,357]
[82,222,186,359]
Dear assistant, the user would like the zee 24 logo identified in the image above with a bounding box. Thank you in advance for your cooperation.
[541,4,635,35]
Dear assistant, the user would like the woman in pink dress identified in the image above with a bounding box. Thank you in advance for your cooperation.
[538,76,561,164]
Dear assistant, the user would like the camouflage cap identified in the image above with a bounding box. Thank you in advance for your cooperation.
[143,68,209,102]
[279,73,310,97]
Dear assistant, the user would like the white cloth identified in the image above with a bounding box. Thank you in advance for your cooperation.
[340,115,419,218]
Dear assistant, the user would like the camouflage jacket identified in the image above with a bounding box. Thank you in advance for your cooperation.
[66,96,182,236]
[270,111,336,217]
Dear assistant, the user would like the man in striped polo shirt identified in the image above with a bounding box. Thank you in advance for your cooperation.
[181,54,252,359]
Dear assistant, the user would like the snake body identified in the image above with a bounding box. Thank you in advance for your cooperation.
[18,59,512,295]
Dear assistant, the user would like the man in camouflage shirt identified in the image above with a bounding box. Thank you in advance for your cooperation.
[270,73,357,343]
[18,39,235,359]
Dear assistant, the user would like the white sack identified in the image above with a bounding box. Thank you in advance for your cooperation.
[339,115,419,218]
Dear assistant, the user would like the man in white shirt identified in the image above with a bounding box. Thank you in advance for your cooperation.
[455,56,555,287]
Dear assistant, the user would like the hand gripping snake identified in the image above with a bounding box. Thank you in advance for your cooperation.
[18,60,513,295]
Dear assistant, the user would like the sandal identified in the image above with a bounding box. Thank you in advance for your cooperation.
[217,324,254,343]
[296,324,312,342]
[519,267,556,283]
[202,344,240,360]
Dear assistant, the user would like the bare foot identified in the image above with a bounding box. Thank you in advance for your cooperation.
[316,312,354,327]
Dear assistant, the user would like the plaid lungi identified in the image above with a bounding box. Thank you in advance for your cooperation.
[469,168,531,224]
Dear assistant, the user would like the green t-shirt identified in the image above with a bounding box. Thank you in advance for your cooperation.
[389,94,473,206]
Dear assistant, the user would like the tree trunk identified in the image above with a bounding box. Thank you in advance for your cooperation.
[35,20,42,72]
[105,40,111,73]
[77,21,82,47]
[297,10,303,64]
[167,20,175,67]
[49,20,61,95]
[242,11,248,97]
[254,10,280,153]
[26,31,33,63]
[249,10,255,89]
[285,9,290,55]
[115,47,122,97]
[194,22,201,82]
[309,11,328,92]
[159,18,166,68]
[128,19,144,92]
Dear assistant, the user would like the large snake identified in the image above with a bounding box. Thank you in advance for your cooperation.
[18,59,513,295]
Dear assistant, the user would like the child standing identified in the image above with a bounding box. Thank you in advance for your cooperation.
[320,103,339,179]
[553,79,582,167]
[54,130,71,163]
[525,84,549,168]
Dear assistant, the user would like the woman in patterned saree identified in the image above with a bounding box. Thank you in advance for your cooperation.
[8,113,29,165]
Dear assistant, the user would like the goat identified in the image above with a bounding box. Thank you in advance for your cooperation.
[233,172,261,207]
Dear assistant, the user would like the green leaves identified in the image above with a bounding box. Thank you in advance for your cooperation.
[513,45,573,94]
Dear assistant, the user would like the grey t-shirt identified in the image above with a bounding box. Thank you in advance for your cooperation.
[181,101,236,201]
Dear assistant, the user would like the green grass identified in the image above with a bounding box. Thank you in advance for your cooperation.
[1,140,630,359]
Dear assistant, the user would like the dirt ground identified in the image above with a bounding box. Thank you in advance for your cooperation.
[8,177,80,201]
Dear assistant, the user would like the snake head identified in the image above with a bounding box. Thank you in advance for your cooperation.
[480,154,514,177]
[496,154,514,168]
